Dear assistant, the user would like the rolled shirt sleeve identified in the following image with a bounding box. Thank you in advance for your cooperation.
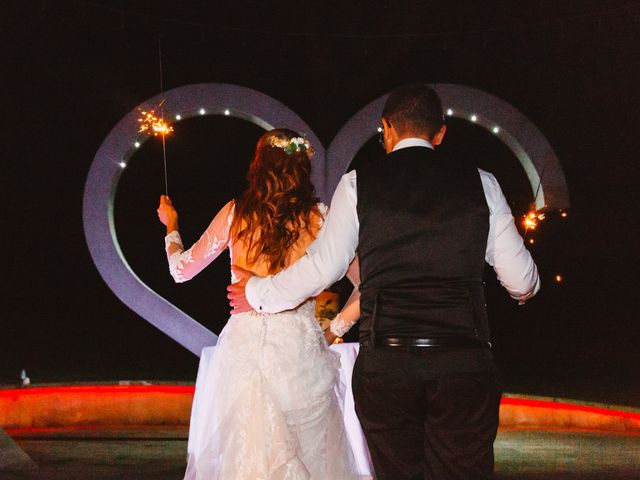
[480,170,541,302]
[246,172,359,313]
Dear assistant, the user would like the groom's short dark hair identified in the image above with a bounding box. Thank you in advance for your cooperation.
[382,84,444,138]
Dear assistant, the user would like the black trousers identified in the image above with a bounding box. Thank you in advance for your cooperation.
[352,346,502,480]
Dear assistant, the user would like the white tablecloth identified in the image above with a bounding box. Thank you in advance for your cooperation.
[187,342,373,477]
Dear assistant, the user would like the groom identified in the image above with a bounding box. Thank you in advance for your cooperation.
[228,84,540,479]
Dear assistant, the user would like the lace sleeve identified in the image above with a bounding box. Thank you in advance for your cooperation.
[165,200,234,283]
[329,256,360,337]
[330,311,357,337]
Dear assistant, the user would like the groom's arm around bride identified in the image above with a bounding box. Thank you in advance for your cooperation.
[229,84,539,480]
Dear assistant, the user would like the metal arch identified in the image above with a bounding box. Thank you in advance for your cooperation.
[325,83,570,211]
[83,83,325,357]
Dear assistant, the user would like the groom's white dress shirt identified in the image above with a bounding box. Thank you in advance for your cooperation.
[246,138,541,313]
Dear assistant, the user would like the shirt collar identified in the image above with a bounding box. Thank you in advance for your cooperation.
[392,137,433,152]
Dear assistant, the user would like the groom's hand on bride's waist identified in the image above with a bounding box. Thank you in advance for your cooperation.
[227,266,255,315]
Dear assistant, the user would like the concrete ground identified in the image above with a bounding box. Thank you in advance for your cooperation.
[495,428,640,479]
[2,426,639,479]
[3,427,187,480]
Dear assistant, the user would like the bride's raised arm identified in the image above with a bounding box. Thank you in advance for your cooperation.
[157,195,234,283]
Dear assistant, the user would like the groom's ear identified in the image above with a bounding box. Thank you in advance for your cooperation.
[431,124,447,147]
[381,117,396,153]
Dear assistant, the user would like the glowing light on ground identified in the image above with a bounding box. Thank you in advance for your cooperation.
[3,386,639,432]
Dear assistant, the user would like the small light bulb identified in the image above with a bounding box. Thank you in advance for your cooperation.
[199,108,206,115]
[134,141,140,148]
[224,109,231,116]
[529,238,535,244]
[119,162,127,168]
[561,212,568,218]
[446,108,453,116]
[377,126,383,133]
[492,126,500,134]
[470,115,477,122]
[175,114,182,120]
[555,275,563,283]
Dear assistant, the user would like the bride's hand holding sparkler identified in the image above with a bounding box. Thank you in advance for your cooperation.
[157,195,179,233]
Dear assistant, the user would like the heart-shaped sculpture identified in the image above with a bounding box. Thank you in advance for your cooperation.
[83,83,568,356]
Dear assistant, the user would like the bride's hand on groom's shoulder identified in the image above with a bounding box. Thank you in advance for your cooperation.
[227,266,254,315]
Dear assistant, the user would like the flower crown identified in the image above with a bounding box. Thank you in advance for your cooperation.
[267,135,312,156]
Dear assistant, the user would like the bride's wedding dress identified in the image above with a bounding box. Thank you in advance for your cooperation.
[165,201,359,479]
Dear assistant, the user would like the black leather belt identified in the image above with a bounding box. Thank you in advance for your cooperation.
[375,336,492,349]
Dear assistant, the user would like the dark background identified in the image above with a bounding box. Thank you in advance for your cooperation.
[2,1,639,405]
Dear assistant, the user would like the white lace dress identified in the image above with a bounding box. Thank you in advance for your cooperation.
[165,201,360,479]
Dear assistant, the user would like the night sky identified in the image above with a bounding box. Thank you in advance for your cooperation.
[3,1,640,405]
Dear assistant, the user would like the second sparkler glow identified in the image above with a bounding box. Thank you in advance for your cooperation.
[523,211,546,231]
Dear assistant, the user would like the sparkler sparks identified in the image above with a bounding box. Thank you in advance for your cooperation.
[137,109,174,137]
[522,211,546,232]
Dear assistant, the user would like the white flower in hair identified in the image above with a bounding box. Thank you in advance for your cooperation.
[268,135,312,155]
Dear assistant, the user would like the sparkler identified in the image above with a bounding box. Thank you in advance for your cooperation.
[522,210,546,233]
[135,39,172,195]
[137,108,174,136]
[522,165,547,239]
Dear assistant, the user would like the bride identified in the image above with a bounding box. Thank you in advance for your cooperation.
[157,129,361,479]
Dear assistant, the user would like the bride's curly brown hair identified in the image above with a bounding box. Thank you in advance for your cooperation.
[230,129,322,274]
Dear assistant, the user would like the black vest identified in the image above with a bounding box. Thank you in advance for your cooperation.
[356,146,490,343]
